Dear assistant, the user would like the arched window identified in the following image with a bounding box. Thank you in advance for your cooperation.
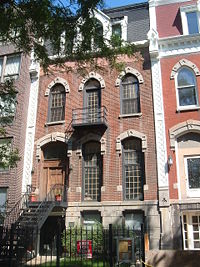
[84,79,101,123]
[83,141,102,201]
[176,68,198,108]
[48,84,65,122]
[122,138,144,200]
[121,74,140,115]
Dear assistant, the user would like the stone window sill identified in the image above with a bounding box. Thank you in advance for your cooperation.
[176,106,200,112]
[118,113,142,118]
[45,120,65,126]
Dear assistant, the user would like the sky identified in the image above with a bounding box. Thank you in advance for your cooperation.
[104,0,147,9]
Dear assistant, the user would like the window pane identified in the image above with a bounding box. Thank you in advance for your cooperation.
[49,85,65,122]
[187,12,199,34]
[112,24,121,38]
[43,142,67,160]
[4,55,21,80]
[0,93,16,120]
[125,213,143,230]
[94,20,103,48]
[121,75,140,114]
[178,86,197,106]
[187,158,200,189]
[123,138,143,200]
[83,142,102,201]
[178,68,196,87]
[0,188,7,213]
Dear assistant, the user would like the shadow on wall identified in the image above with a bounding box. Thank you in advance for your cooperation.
[146,250,200,267]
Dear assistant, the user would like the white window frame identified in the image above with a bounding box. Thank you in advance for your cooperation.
[184,155,200,198]
[182,213,200,250]
[111,16,128,42]
[180,4,200,35]
[175,67,199,111]
[0,54,21,83]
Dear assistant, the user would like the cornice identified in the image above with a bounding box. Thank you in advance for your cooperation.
[158,34,200,58]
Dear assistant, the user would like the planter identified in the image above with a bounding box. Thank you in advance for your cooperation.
[29,194,37,202]
[55,194,62,201]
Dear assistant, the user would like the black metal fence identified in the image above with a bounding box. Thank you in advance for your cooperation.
[0,223,144,267]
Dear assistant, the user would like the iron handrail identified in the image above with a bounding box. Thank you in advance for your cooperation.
[25,184,67,228]
[3,186,33,228]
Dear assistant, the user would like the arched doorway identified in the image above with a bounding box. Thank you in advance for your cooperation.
[40,141,68,200]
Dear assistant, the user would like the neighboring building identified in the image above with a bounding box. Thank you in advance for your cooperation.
[149,0,200,263]
[30,2,160,256]
[0,44,39,215]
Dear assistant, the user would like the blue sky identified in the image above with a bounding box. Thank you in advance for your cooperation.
[104,0,147,9]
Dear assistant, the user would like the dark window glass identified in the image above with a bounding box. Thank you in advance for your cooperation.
[177,68,197,107]
[186,12,199,34]
[43,142,67,160]
[94,20,103,48]
[112,24,121,38]
[187,158,200,189]
[0,188,7,213]
[82,211,101,226]
[83,141,102,201]
[49,84,65,122]
[121,75,140,114]
[123,138,144,200]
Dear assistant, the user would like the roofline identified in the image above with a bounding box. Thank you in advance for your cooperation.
[103,2,148,13]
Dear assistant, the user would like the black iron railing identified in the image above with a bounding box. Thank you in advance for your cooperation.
[3,185,34,228]
[0,223,144,267]
[72,106,107,127]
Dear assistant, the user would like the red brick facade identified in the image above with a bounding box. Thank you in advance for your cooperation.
[32,49,158,225]
[0,44,31,205]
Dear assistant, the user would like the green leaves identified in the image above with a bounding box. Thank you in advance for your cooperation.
[0,80,20,169]
[0,0,136,71]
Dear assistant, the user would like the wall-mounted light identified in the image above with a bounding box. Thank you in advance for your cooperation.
[168,155,173,167]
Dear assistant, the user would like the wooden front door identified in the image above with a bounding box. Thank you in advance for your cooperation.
[40,160,67,200]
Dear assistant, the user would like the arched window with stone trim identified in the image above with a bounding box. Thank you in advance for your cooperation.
[48,84,66,122]
[120,74,140,115]
[176,67,198,109]
[84,78,101,123]
[122,137,144,201]
[82,141,102,202]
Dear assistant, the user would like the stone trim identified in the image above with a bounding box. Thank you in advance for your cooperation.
[36,132,70,160]
[79,72,105,91]
[45,77,70,96]
[116,129,147,154]
[115,67,144,87]
[76,133,106,156]
[22,53,40,193]
[169,120,200,150]
[170,59,200,79]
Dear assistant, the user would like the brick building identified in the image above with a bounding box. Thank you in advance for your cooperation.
[149,0,200,262]
[0,45,40,213]
[30,3,160,255]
